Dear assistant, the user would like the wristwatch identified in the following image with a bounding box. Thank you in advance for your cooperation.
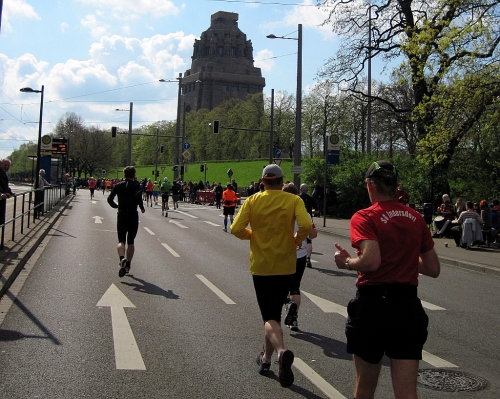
[345,257,351,270]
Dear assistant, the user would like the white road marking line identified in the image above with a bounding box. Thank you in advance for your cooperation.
[301,291,348,318]
[422,350,458,368]
[162,243,180,257]
[176,210,198,218]
[143,227,155,235]
[303,291,458,368]
[421,300,446,310]
[204,221,220,226]
[195,274,236,305]
[96,284,146,370]
[169,220,188,228]
[294,358,347,399]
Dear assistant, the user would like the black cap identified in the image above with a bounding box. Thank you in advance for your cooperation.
[365,160,398,180]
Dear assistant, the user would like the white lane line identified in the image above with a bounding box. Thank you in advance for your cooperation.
[422,350,458,368]
[303,291,458,368]
[204,221,220,226]
[143,227,155,235]
[421,300,446,310]
[196,274,235,305]
[301,291,348,318]
[294,358,346,399]
[97,284,146,370]
[162,243,180,257]
[169,220,188,228]
[176,210,198,218]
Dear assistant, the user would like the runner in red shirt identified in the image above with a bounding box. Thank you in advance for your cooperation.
[88,177,96,199]
[334,160,440,399]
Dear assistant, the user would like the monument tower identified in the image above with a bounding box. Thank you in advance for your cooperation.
[181,11,266,112]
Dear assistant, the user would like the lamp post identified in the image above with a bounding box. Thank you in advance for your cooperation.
[159,77,201,181]
[27,155,36,184]
[267,24,302,187]
[115,102,133,165]
[20,86,44,219]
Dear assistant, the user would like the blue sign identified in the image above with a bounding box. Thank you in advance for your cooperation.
[327,150,340,165]
[183,142,190,150]
[274,149,282,158]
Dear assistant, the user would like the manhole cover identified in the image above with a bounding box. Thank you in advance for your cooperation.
[417,369,488,392]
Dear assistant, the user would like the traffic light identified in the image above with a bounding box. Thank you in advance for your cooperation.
[173,165,179,172]
[111,126,117,138]
[156,170,160,177]
[152,170,155,175]
[160,145,164,153]
[200,164,205,172]
[213,120,220,134]
[227,168,233,178]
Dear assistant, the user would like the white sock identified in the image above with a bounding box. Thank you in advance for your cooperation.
[262,354,271,364]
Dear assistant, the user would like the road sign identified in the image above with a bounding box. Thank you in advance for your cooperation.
[291,166,304,174]
[274,158,282,166]
[327,150,340,165]
[183,150,190,159]
[183,142,190,150]
[41,135,52,151]
[274,149,282,158]
[328,134,340,151]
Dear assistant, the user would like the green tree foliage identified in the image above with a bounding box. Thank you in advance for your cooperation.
[318,0,500,198]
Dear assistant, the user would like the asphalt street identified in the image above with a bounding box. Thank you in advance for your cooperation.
[0,189,499,398]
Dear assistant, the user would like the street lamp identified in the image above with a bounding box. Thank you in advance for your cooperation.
[159,77,201,181]
[115,102,133,165]
[27,155,36,184]
[20,86,44,218]
[267,24,302,187]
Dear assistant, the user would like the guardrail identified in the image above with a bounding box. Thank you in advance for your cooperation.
[0,185,67,250]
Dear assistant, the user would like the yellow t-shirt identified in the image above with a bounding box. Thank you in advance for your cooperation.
[231,189,312,276]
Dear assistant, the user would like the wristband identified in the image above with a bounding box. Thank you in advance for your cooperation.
[345,257,351,270]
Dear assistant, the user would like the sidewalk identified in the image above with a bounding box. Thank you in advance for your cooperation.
[315,217,500,277]
[0,196,72,298]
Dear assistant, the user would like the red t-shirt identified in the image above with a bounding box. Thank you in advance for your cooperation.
[350,199,434,286]
[89,179,96,189]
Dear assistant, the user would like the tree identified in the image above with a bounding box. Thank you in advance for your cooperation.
[319,0,500,199]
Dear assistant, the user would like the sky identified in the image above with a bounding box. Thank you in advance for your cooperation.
[0,0,371,160]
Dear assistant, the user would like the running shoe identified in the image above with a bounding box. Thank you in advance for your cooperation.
[256,351,271,375]
[284,301,298,327]
[306,259,312,268]
[118,259,127,277]
[289,317,299,331]
[161,211,164,216]
[125,260,131,274]
[278,350,294,387]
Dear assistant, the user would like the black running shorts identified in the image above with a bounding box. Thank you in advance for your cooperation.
[117,211,139,245]
[223,206,236,216]
[252,274,293,323]
[345,292,429,364]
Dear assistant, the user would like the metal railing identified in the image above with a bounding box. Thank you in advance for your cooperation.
[0,185,67,250]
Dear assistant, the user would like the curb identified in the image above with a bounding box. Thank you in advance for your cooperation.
[0,196,73,299]
[316,227,500,278]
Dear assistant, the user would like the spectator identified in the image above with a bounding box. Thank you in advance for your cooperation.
[454,197,466,215]
[450,201,484,247]
[312,180,324,216]
[432,194,454,237]
[0,159,13,225]
[394,184,410,205]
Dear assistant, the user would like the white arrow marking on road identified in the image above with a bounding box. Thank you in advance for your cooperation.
[91,200,97,204]
[176,210,198,218]
[301,291,348,318]
[294,358,347,399]
[96,284,146,370]
[143,227,155,235]
[203,221,220,226]
[422,350,458,368]
[421,300,446,311]
[196,275,235,304]
[93,216,103,224]
[169,220,188,228]
[162,243,180,257]
[303,291,458,368]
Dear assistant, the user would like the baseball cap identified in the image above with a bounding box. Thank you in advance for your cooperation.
[365,160,398,179]
[262,164,284,179]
